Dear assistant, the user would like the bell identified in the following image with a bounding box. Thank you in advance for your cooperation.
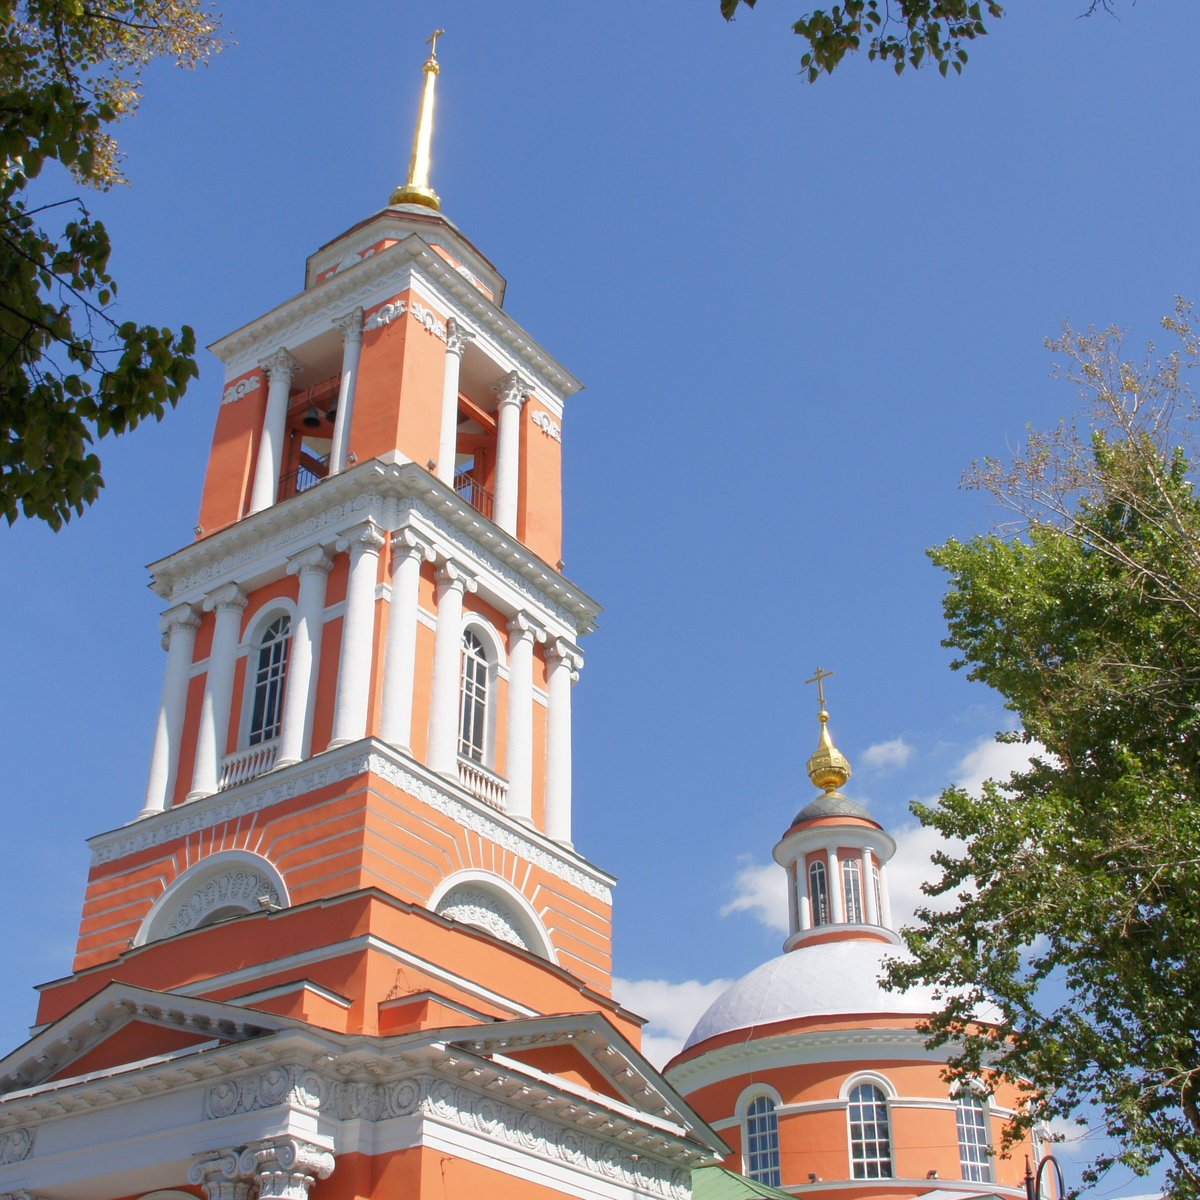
[302,406,321,429]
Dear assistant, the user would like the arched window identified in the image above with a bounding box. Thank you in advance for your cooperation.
[848,1083,893,1179]
[459,629,489,762]
[956,1092,992,1182]
[842,857,864,923]
[871,863,883,925]
[249,615,290,744]
[744,1094,782,1187]
[809,860,829,926]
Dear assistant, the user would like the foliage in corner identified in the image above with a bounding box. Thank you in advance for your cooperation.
[887,301,1200,1198]
[721,1,1125,82]
[0,2,221,528]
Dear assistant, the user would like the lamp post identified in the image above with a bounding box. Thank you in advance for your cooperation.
[1024,1154,1066,1200]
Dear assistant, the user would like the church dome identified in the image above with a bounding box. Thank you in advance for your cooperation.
[683,940,943,1051]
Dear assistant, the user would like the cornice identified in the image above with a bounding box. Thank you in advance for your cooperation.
[147,459,600,634]
[208,234,580,403]
[86,740,616,901]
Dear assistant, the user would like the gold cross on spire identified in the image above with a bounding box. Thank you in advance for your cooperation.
[427,28,444,61]
[805,666,834,713]
[391,30,446,210]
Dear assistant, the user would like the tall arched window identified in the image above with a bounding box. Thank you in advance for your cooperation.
[871,863,883,925]
[459,629,489,762]
[842,858,864,923]
[744,1095,782,1187]
[249,615,290,744]
[956,1092,992,1182]
[848,1083,893,1179]
[809,860,829,926]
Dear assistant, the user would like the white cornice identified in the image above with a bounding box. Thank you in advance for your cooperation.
[86,739,615,901]
[208,233,581,403]
[149,458,600,634]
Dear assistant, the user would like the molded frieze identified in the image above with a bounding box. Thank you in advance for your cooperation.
[531,410,562,441]
[220,377,262,406]
[203,1071,689,1200]
[0,1129,33,1164]
[164,870,282,937]
[434,886,531,949]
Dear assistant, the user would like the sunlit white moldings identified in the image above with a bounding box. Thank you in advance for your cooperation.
[89,741,614,903]
[531,409,562,441]
[221,376,262,406]
[839,1070,897,1100]
[429,871,557,962]
[146,462,598,635]
[363,296,445,337]
[211,234,577,411]
[135,851,289,946]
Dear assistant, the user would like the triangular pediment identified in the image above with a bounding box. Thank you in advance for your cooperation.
[0,983,303,1095]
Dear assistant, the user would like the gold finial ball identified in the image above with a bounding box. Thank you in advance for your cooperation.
[807,709,852,793]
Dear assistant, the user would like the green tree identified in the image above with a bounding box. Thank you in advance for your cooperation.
[887,301,1200,1198]
[720,1,1123,82]
[0,1,221,528]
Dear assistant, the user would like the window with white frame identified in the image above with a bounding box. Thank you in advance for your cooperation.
[956,1092,992,1182]
[249,615,290,745]
[744,1094,782,1187]
[871,862,883,925]
[842,857,864,923]
[809,859,829,926]
[459,629,489,762]
[848,1082,893,1179]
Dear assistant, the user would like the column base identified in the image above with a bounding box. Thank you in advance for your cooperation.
[185,788,214,803]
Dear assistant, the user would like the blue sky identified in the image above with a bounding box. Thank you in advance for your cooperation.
[1,3,1195,1193]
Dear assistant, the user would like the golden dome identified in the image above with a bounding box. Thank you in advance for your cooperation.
[807,708,852,793]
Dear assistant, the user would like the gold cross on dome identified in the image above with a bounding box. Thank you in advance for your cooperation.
[804,666,834,711]
[427,28,445,59]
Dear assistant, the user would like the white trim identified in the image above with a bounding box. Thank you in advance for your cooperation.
[237,600,297,749]
[840,1071,897,1101]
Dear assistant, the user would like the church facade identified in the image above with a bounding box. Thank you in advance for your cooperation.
[0,39,1038,1200]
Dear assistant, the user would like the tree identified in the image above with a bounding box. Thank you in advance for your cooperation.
[720,1,1122,82]
[887,301,1200,1198]
[0,2,221,529]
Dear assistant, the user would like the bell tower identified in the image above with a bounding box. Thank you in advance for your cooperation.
[36,37,617,1034]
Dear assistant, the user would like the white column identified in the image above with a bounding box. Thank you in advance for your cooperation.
[328,308,364,475]
[493,370,527,535]
[798,860,812,931]
[380,527,434,752]
[190,1151,254,1200]
[188,583,247,800]
[248,348,299,514]
[275,546,333,768]
[878,861,894,928]
[505,611,544,824]
[329,521,386,748]
[238,1137,334,1200]
[545,637,582,846]
[425,559,477,777]
[436,318,473,484]
[828,847,845,924]
[140,603,200,818]
[863,847,880,925]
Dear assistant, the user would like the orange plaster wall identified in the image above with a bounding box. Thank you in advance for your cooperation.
[197,369,266,534]
[507,1044,625,1101]
[48,1022,214,1081]
[518,399,563,566]
[170,672,207,808]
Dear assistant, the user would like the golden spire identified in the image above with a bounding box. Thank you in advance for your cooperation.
[805,667,852,794]
[391,29,445,210]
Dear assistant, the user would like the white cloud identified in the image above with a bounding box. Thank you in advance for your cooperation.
[862,737,914,771]
[954,735,1043,795]
[612,976,732,1068]
[719,856,789,935]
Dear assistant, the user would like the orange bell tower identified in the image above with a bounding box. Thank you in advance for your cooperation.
[42,31,609,1020]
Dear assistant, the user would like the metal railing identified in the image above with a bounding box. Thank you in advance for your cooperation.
[456,756,508,810]
[280,460,327,498]
[219,739,279,790]
[453,471,494,520]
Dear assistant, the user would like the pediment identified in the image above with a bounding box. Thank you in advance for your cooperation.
[0,983,300,1095]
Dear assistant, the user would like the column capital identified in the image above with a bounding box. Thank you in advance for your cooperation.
[286,544,334,578]
[435,557,478,595]
[336,520,386,559]
[239,1137,334,1200]
[333,306,365,345]
[159,602,201,636]
[203,582,248,614]
[446,316,474,357]
[548,636,583,677]
[390,526,436,567]
[494,368,530,409]
[260,347,300,382]
[508,610,547,645]
[190,1149,252,1200]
